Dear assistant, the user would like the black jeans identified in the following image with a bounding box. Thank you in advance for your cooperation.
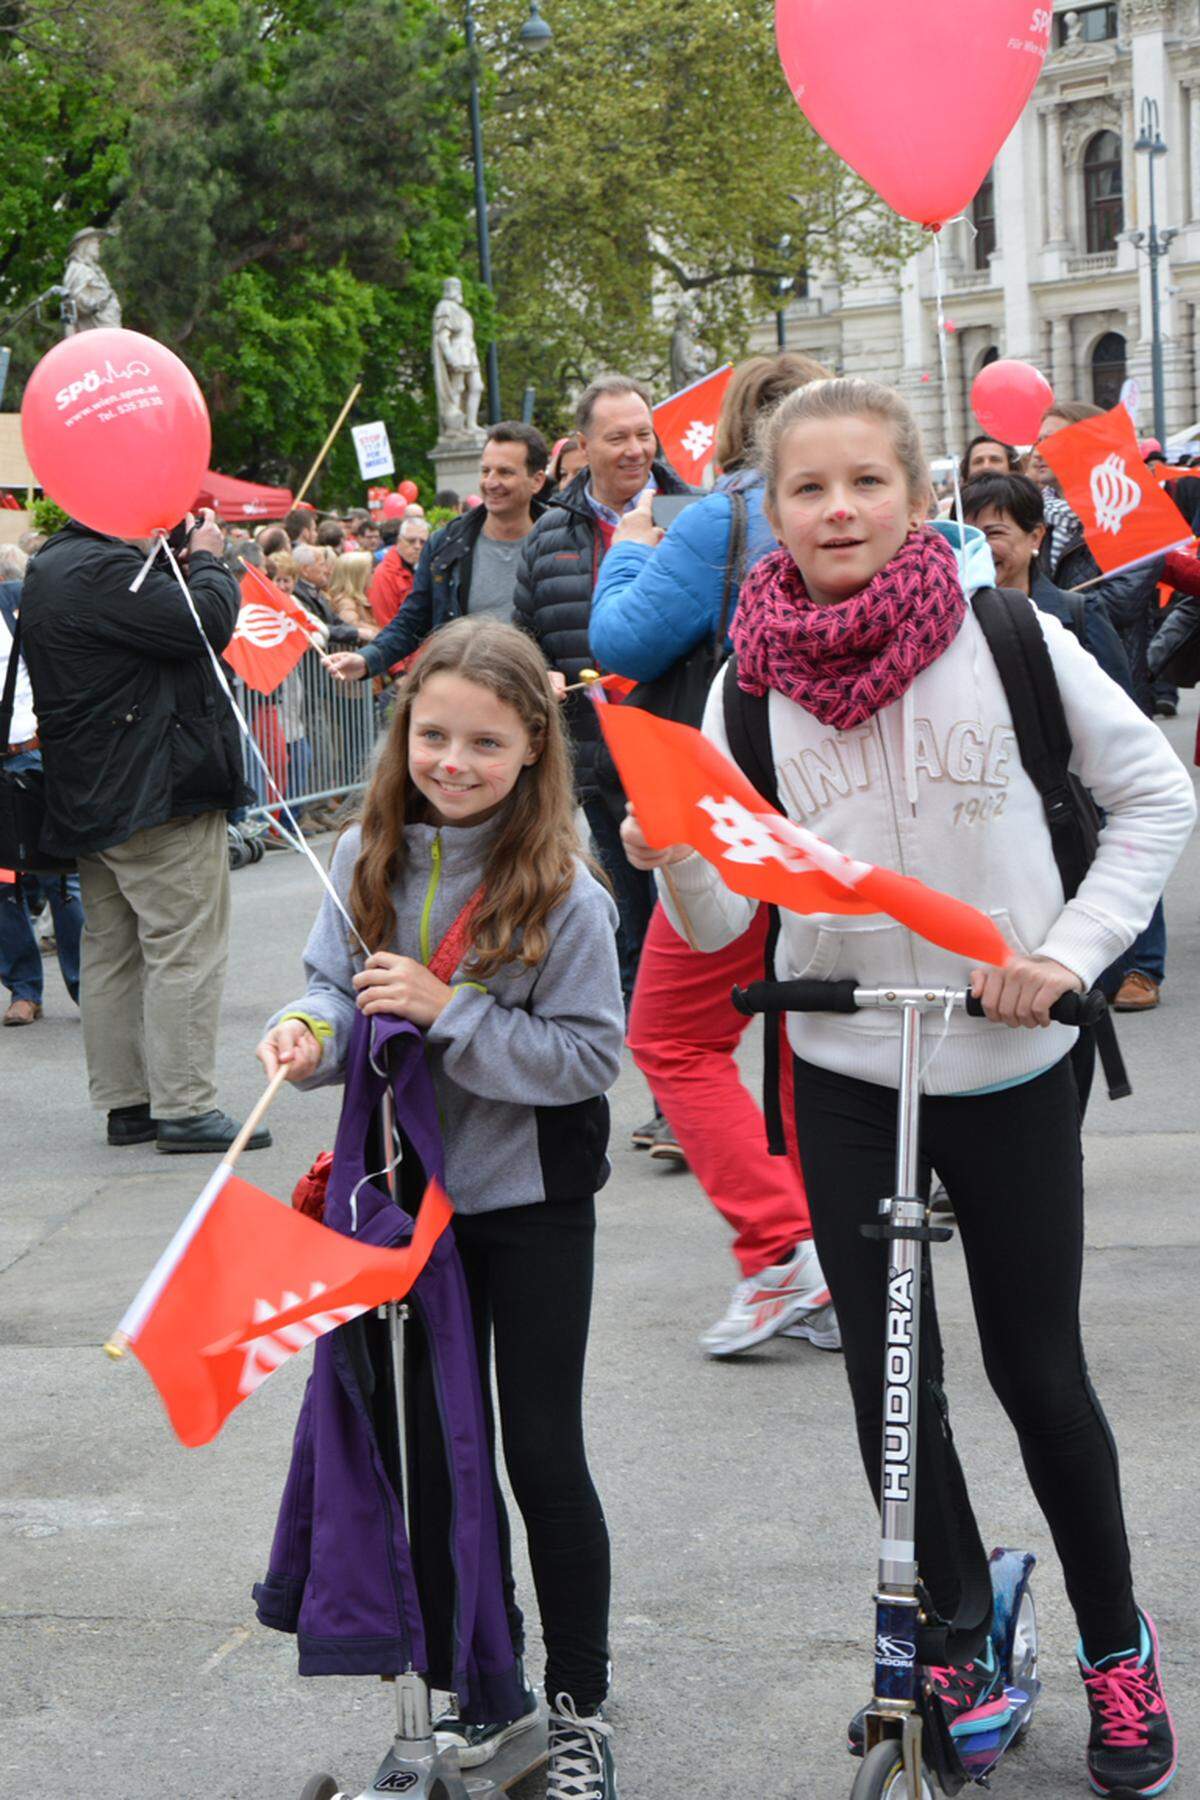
[583,794,655,1007]
[413,1197,610,1712]
[791,1053,1138,1663]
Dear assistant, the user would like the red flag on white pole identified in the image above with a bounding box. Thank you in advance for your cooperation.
[1039,405,1192,575]
[116,1169,453,1445]
[653,364,734,485]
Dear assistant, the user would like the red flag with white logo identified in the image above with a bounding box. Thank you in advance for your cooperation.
[1039,404,1191,575]
[222,563,318,693]
[118,1170,453,1446]
[595,701,1013,967]
[653,365,734,485]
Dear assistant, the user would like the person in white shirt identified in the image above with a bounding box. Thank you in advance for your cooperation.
[621,377,1195,1798]
[0,556,84,1025]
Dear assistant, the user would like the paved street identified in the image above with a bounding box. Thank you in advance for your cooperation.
[3,702,1198,1800]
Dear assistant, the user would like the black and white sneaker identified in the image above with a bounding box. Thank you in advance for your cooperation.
[547,1693,618,1799]
[433,1661,539,1769]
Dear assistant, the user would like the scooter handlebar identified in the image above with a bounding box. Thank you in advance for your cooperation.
[731,978,1108,1028]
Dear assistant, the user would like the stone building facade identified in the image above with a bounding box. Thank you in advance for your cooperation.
[753,0,1200,450]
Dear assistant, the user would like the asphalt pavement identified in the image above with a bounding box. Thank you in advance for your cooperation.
[2,700,1198,1800]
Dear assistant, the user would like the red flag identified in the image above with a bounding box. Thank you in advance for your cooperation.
[222,564,315,693]
[653,365,734,485]
[120,1170,453,1446]
[596,701,1013,968]
[1039,405,1192,575]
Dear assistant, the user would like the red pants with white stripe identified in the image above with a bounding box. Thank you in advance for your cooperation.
[627,903,813,1279]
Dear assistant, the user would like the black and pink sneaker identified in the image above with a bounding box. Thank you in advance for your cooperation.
[1078,1610,1178,1797]
[927,1637,1011,1740]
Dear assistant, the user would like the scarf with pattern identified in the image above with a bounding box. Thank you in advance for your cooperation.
[731,528,966,731]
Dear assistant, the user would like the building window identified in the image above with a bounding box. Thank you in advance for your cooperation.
[1056,4,1118,44]
[972,170,997,268]
[1091,331,1127,408]
[1084,130,1123,254]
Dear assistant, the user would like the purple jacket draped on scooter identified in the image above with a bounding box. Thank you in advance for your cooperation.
[252,1012,525,1724]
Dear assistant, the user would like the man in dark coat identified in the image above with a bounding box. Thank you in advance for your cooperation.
[324,423,551,683]
[512,375,691,1008]
[19,511,270,1154]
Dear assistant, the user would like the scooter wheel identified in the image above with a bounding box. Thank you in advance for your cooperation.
[850,1740,936,1800]
[1011,1582,1038,1740]
[298,1777,340,1800]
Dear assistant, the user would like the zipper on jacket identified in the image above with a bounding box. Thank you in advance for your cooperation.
[872,717,921,985]
[419,832,442,966]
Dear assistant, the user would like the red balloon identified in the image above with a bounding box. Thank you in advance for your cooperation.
[380,491,408,518]
[396,479,419,503]
[20,329,211,536]
[971,360,1055,446]
[775,0,1050,227]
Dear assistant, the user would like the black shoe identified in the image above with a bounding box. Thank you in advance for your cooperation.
[848,1700,867,1757]
[1079,1610,1177,1798]
[156,1109,272,1154]
[434,1660,539,1768]
[630,1112,660,1150]
[107,1104,157,1146]
[547,1694,618,1799]
[647,1114,687,1167]
[1152,699,1178,719]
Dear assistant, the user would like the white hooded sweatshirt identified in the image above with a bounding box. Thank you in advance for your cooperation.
[658,522,1197,1094]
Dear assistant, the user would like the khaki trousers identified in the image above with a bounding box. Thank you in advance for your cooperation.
[76,811,230,1119]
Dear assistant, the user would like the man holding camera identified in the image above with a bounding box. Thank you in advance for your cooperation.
[19,509,271,1154]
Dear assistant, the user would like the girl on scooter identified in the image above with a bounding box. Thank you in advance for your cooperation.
[621,377,1195,1798]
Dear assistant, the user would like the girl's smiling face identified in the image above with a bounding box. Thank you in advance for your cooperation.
[408,672,539,827]
[766,414,927,604]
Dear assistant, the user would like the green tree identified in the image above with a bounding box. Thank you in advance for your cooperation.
[473,0,917,428]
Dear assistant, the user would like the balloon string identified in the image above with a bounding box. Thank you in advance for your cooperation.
[134,537,370,957]
[931,229,969,588]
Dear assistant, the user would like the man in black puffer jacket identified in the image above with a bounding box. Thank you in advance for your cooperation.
[513,375,691,1008]
[19,513,270,1156]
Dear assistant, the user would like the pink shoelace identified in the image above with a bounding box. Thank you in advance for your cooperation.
[927,1663,982,1711]
[1083,1656,1166,1748]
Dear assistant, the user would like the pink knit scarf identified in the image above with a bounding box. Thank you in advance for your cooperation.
[732,528,966,731]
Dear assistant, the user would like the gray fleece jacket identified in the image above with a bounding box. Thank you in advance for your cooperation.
[268,817,625,1215]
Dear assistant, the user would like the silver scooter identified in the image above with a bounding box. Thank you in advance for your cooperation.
[732,977,1106,1799]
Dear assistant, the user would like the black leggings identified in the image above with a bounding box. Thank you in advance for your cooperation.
[791,1053,1138,1664]
[413,1196,610,1712]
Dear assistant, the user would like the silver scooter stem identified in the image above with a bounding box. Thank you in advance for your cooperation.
[878,1003,924,1595]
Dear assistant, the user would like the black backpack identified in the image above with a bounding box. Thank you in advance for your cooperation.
[722,585,1130,1142]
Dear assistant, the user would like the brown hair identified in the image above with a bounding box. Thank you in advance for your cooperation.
[575,373,654,435]
[756,377,930,509]
[349,617,583,978]
[267,551,299,583]
[1042,400,1104,428]
[716,352,830,472]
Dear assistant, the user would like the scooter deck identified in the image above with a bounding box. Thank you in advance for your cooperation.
[460,1716,549,1795]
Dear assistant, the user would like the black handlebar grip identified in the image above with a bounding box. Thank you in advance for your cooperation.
[731,977,861,1016]
[965,987,1108,1027]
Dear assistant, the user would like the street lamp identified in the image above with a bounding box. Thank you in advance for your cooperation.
[464,0,553,425]
[1132,97,1177,448]
[773,234,795,350]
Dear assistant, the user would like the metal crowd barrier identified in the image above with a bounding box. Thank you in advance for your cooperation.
[232,654,381,829]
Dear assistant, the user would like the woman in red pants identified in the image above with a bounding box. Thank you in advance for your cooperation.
[591,353,839,1359]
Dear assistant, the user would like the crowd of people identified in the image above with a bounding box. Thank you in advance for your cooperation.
[3,353,1199,1800]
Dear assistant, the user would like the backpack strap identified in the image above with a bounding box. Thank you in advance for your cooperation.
[712,491,749,651]
[972,587,1130,1101]
[722,655,788,1152]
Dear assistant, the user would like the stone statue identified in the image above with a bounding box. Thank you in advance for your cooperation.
[61,227,122,335]
[432,277,484,438]
[1064,9,1084,41]
[669,305,710,392]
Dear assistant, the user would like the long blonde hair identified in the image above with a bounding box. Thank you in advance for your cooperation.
[349,617,583,978]
[328,551,374,627]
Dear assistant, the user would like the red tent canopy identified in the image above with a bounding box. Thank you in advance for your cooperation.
[194,469,294,523]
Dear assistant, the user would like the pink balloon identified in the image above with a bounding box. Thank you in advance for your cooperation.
[20,329,211,536]
[380,491,408,519]
[775,0,1050,227]
[971,360,1055,445]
